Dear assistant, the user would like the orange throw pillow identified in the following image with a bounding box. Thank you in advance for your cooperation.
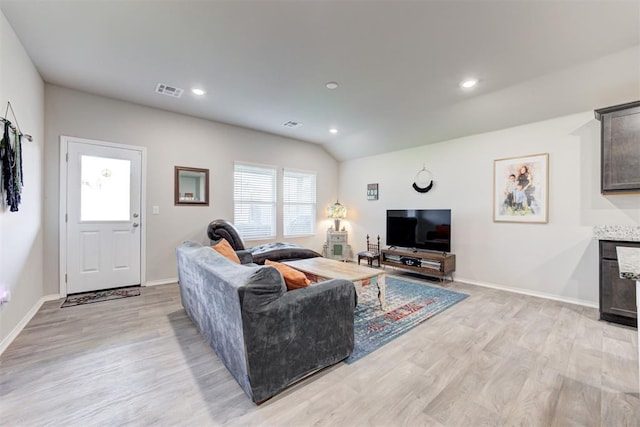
[265,259,311,290]
[211,239,241,264]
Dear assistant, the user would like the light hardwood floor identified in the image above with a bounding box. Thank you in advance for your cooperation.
[1,274,638,426]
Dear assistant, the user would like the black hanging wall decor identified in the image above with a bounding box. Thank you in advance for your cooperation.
[0,102,31,212]
[412,164,433,193]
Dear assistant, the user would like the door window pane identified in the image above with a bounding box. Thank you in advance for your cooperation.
[81,155,131,221]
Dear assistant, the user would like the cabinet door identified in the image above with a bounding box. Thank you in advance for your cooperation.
[331,242,344,257]
[602,106,640,193]
[600,259,637,319]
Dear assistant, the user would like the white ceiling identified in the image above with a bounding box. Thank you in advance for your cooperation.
[2,1,639,161]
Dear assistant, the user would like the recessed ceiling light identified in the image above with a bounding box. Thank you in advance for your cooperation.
[460,79,478,89]
[326,82,339,90]
[329,128,339,134]
[191,88,206,96]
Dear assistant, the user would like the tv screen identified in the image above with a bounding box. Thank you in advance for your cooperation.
[386,209,451,252]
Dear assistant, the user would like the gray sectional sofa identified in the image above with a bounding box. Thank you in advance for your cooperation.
[176,241,356,403]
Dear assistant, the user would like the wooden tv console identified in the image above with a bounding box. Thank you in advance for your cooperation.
[381,248,456,281]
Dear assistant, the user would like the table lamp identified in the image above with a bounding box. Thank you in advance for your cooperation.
[327,201,347,231]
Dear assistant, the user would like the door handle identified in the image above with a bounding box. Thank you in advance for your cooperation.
[132,223,139,228]
[133,213,139,218]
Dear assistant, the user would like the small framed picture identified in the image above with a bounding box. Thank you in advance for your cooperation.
[493,153,549,223]
[367,183,379,200]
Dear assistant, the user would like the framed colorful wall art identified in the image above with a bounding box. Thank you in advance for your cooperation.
[493,153,549,223]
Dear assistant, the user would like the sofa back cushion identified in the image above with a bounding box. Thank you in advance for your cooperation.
[181,241,286,303]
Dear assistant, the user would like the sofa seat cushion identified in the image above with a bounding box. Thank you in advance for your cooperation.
[248,242,321,264]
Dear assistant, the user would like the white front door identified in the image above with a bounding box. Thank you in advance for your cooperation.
[63,138,143,294]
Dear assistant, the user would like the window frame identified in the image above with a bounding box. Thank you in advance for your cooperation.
[282,168,317,238]
[233,162,277,241]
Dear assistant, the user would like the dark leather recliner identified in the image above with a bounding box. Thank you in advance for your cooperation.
[207,219,322,264]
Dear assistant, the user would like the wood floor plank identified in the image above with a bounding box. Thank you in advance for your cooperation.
[503,375,563,427]
[551,376,602,427]
[600,388,640,427]
[0,276,638,426]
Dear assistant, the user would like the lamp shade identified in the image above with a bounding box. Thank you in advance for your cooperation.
[327,201,347,231]
[327,201,347,220]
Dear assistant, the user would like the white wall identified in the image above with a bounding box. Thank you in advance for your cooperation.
[0,11,45,346]
[43,85,339,294]
[340,112,640,306]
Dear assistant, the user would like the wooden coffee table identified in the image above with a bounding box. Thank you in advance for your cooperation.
[283,257,386,310]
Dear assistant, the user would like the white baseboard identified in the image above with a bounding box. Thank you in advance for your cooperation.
[144,277,178,287]
[454,277,598,309]
[0,294,60,357]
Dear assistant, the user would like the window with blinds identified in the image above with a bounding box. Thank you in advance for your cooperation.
[283,169,316,237]
[234,163,276,240]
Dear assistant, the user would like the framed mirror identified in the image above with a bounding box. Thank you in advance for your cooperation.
[175,166,209,206]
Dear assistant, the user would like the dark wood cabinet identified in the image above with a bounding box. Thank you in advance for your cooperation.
[595,101,640,194]
[599,240,639,327]
[381,248,455,280]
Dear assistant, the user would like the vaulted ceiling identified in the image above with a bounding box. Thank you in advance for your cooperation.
[2,1,639,161]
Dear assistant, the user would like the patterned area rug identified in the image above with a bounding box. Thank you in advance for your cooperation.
[346,277,468,364]
[61,286,141,307]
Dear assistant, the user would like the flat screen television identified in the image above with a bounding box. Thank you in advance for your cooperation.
[386,209,451,253]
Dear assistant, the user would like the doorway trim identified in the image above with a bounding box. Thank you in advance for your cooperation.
[59,136,147,297]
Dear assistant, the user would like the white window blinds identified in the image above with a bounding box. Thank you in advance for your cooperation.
[234,163,276,240]
[283,169,316,237]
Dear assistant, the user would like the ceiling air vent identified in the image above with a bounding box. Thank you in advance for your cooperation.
[283,121,302,128]
[155,83,184,98]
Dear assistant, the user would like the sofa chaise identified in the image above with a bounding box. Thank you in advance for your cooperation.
[175,241,356,403]
[207,219,322,264]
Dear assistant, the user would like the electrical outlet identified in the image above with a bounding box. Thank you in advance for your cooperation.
[0,290,10,304]
[152,206,160,215]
